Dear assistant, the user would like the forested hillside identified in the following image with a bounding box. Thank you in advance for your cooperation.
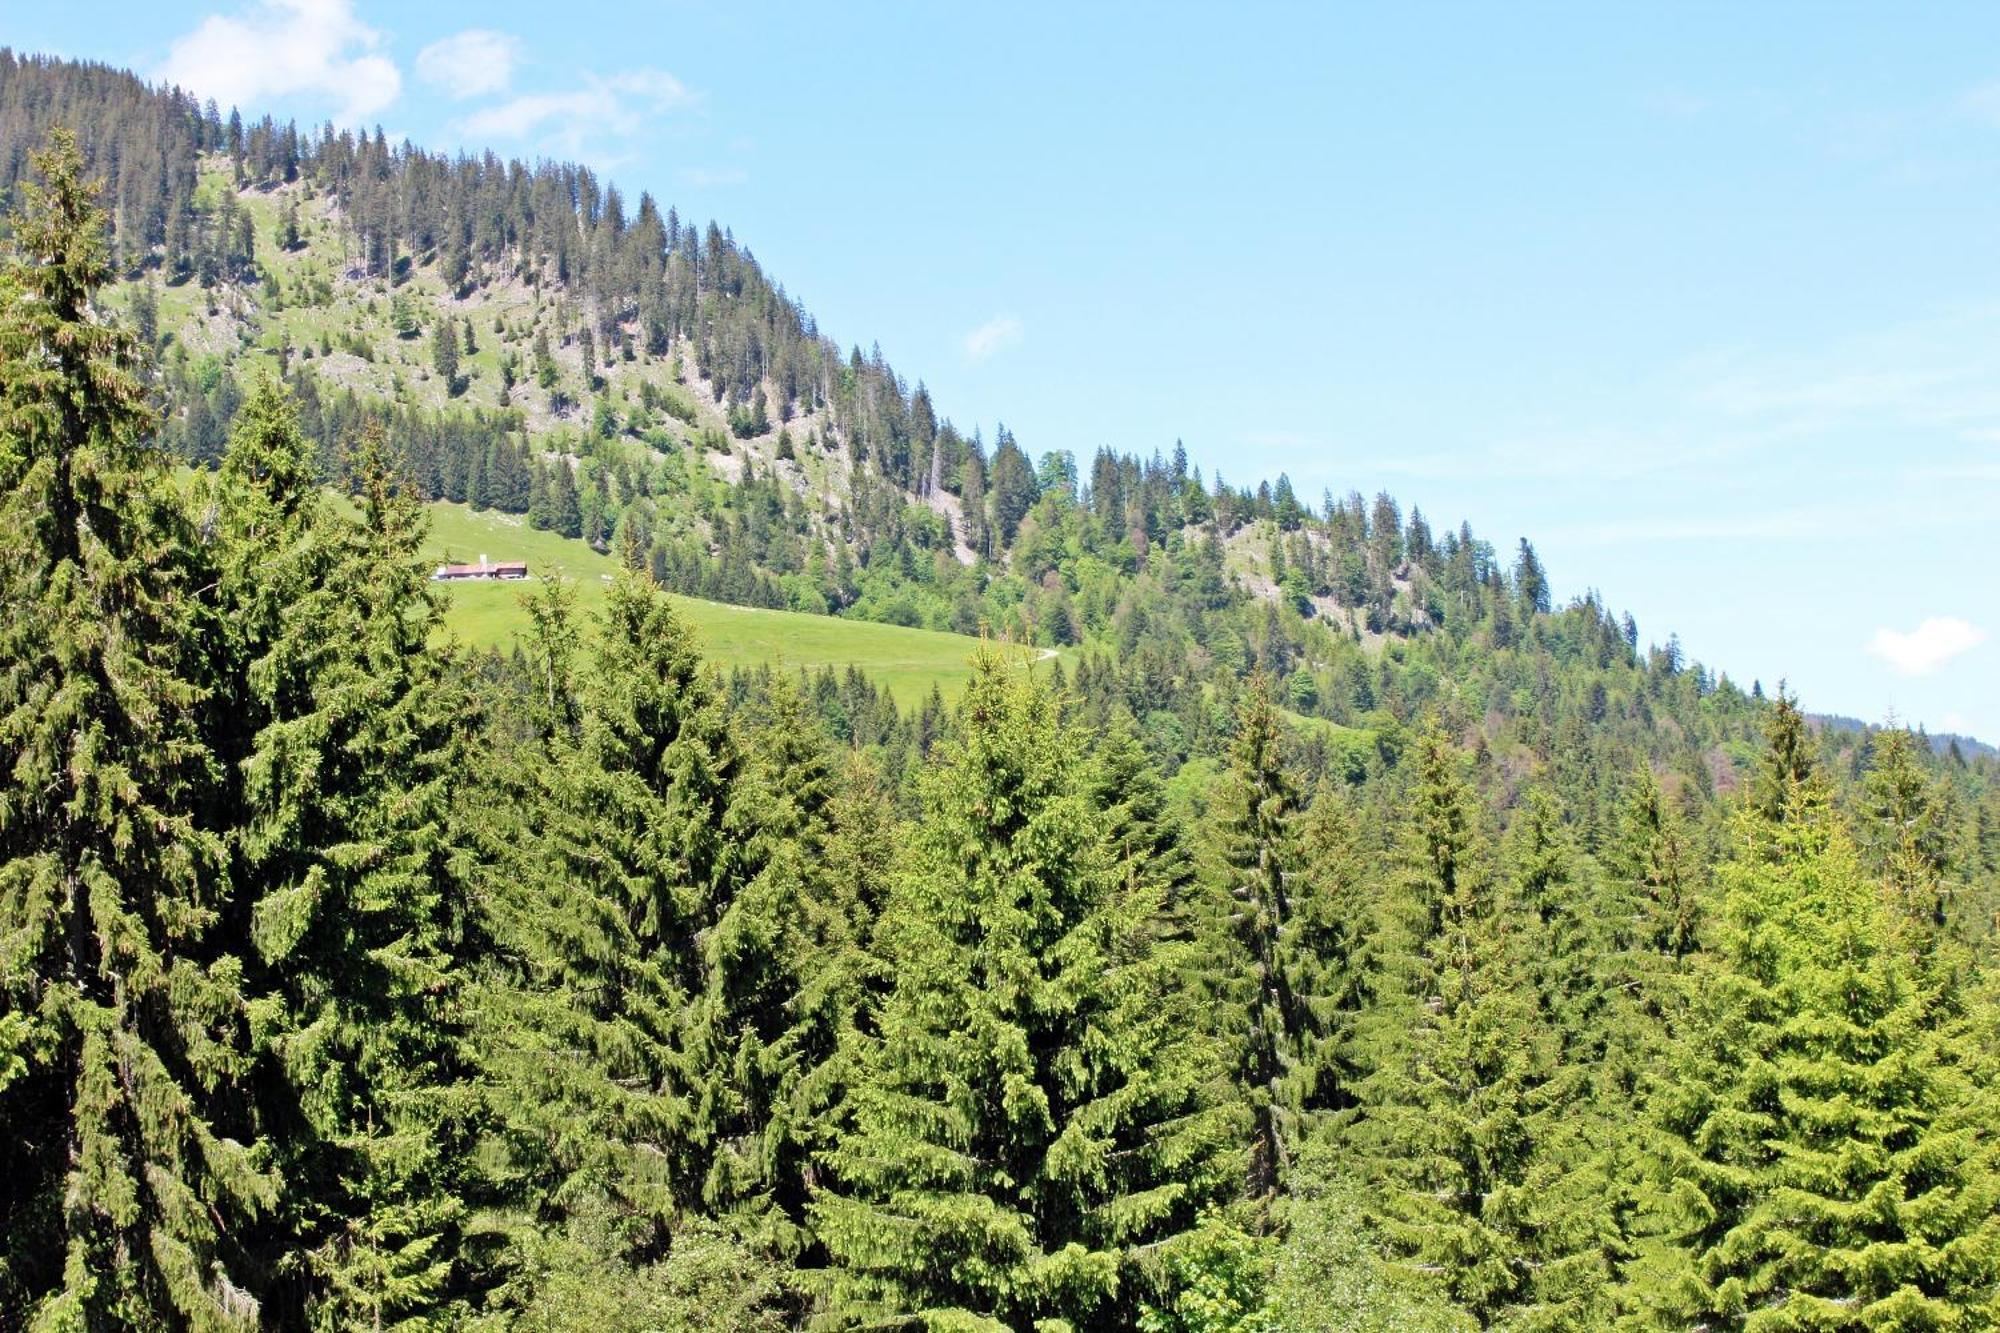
[2,52,1999,1333]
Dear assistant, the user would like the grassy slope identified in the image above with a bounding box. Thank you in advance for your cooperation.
[419,502,993,705]
[146,163,1076,706]
[141,165,999,706]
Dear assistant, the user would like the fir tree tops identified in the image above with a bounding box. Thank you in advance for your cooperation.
[3,118,1999,1332]
[0,128,272,1329]
[813,652,1239,1330]
[1623,716,2000,1330]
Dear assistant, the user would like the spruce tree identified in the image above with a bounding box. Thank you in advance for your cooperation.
[477,572,747,1283]
[1504,787,1609,1063]
[1619,789,2000,1329]
[1753,686,1815,829]
[551,459,583,540]
[1279,778,1381,1132]
[1861,727,1956,961]
[432,316,462,395]
[0,130,275,1327]
[1203,674,1305,1192]
[1087,709,1196,932]
[813,652,1241,1330]
[205,400,480,1325]
[683,677,854,1244]
[1609,764,1702,968]
[1349,724,1612,1327]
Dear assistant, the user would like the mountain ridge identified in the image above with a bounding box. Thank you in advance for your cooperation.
[1,47,1986,752]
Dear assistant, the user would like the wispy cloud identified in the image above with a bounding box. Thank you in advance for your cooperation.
[1866,617,1986,677]
[678,166,748,188]
[963,315,1023,363]
[416,29,520,101]
[158,0,399,123]
[1542,507,1850,549]
[456,69,697,158]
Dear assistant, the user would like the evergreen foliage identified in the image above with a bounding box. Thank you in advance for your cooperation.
[1347,725,1614,1328]
[0,129,276,1329]
[0,97,1996,1333]
[1623,783,2000,1329]
[206,396,482,1326]
[812,653,1240,1330]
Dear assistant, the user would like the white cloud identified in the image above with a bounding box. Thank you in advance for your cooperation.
[1545,507,1849,547]
[1865,617,1987,677]
[964,315,1023,363]
[158,0,400,123]
[1942,711,1970,732]
[678,166,748,188]
[456,69,695,154]
[416,29,520,101]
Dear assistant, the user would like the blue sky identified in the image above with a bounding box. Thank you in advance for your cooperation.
[17,1,2000,740]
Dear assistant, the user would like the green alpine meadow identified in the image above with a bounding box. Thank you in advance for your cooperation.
[1,37,1998,1332]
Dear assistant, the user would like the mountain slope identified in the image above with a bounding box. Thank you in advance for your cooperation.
[415,498,1016,706]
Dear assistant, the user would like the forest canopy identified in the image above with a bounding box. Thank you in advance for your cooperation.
[0,57,1998,1332]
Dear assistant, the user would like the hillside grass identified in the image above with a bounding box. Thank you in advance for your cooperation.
[145,163,1052,707]
[417,501,998,705]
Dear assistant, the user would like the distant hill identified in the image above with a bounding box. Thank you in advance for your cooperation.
[3,47,1991,803]
[1812,713,1995,761]
[0,46,1500,656]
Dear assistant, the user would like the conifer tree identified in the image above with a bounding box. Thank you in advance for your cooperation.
[1504,787,1605,1061]
[1349,724,1611,1327]
[682,677,855,1243]
[1280,779,1381,1131]
[1609,764,1702,967]
[205,400,481,1325]
[477,572,747,1279]
[0,130,275,1328]
[1203,674,1305,1192]
[1862,727,1955,956]
[1752,685,1816,829]
[813,653,1240,1330]
[1619,788,2000,1329]
[432,315,462,395]
[551,458,583,539]
[1087,709,1196,930]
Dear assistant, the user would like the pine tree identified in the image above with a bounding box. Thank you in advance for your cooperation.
[477,572,747,1283]
[1619,788,2000,1329]
[1348,724,1612,1327]
[813,652,1241,1330]
[0,130,275,1328]
[205,400,480,1325]
[1203,674,1305,1192]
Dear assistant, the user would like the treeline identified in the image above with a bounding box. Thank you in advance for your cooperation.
[0,49,944,494]
[0,51,1655,663]
[7,133,2000,1333]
